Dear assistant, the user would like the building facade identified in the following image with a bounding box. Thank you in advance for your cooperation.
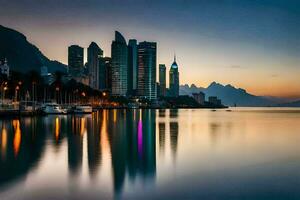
[98,57,106,90]
[159,64,166,97]
[88,42,103,90]
[208,96,222,106]
[169,56,179,97]
[68,45,84,76]
[128,39,138,96]
[111,31,128,96]
[137,41,157,100]
[192,92,205,105]
[103,57,112,91]
[0,58,10,77]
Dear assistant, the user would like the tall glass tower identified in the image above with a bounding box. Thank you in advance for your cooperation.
[159,64,166,97]
[88,42,103,89]
[111,31,128,96]
[137,41,157,100]
[128,39,138,96]
[68,45,84,76]
[169,55,179,97]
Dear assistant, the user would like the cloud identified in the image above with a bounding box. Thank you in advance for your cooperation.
[271,74,279,78]
[229,65,243,69]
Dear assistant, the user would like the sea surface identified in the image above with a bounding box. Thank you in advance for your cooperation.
[0,108,300,200]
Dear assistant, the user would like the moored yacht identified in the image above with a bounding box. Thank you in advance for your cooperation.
[73,105,93,114]
[42,103,67,114]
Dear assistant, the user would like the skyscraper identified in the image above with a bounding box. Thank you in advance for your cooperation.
[128,39,138,96]
[103,57,112,91]
[88,42,103,90]
[111,31,128,96]
[169,55,179,97]
[68,45,84,76]
[98,57,106,90]
[159,64,166,97]
[137,41,157,100]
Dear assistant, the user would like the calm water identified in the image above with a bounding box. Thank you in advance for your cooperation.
[0,108,300,200]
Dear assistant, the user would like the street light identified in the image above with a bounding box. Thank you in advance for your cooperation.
[55,87,60,104]
[15,86,20,102]
[3,86,7,102]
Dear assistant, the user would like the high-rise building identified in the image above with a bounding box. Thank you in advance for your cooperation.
[111,31,128,96]
[0,58,10,77]
[88,42,103,90]
[98,57,106,90]
[169,55,180,97]
[128,39,138,96]
[103,57,112,91]
[192,92,205,105]
[68,45,84,76]
[159,64,166,97]
[137,41,157,100]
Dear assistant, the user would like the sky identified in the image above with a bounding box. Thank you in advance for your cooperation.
[1,0,300,99]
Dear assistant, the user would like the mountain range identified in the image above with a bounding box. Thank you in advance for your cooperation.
[0,25,67,73]
[276,100,300,107]
[180,82,296,107]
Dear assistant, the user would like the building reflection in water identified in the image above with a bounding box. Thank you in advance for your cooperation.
[55,117,60,143]
[1,123,7,160]
[87,112,101,177]
[138,112,143,157]
[0,118,46,188]
[170,109,178,118]
[159,109,166,117]
[68,116,85,175]
[108,109,157,195]
[169,109,179,161]
[12,120,21,156]
[158,122,165,154]
[0,110,157,196]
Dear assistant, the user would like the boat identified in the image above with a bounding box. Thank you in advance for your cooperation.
[73,105,93,114]
[42,103,67,114]
[128,102,139,109]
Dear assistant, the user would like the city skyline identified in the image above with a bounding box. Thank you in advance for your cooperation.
[1,0,299,98]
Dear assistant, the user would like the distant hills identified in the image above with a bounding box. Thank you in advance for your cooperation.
[277,100,300,107]
[0,25,67,73]
[180,82,293,107]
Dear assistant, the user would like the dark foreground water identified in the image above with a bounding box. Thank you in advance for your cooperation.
[0,108,300,200]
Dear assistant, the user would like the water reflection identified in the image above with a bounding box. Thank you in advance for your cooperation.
[1,108,299,199]
[158,123,166,154]
[0,110,158,195]
[0,118,46,188]
[170,122,179,160]
[108,109,156,194]
[68,116,85,175]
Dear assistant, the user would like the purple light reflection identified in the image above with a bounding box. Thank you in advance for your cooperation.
[138,119,143,157]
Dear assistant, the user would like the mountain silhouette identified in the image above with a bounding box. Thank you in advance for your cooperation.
[0,25,67,73]
[180,82,283,106]
[277,100,300,107]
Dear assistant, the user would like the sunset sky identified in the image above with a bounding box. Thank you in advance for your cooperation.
[1,0,299,98]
